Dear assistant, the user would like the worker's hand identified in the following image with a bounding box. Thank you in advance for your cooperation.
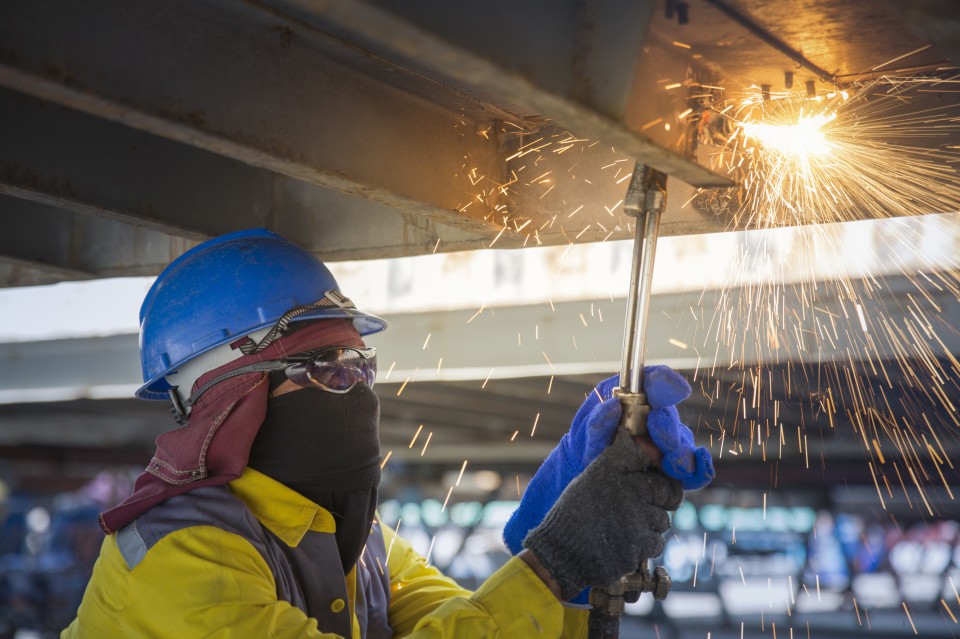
[503,367,701,561]
[522,428,683,601]
[587,365,714,491]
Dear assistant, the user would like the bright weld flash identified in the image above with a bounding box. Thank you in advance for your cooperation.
[741,111,837,157]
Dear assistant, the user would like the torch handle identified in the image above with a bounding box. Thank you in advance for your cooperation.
[617,166,666,409]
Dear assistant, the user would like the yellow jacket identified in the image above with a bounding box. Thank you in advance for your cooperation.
[63,468,587,637]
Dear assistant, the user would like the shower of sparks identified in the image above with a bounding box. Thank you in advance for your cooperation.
[542,351,554,369]
[460,122,647,249]
[420,431,433,456]
[408,424,423,449]
[440,485,454,511]
[903,601,918,635]
[699,78,960,229]
[384,518,400,566]
[689,73,960,518]
[741,110,835,157]
[942,599,958,624]
[467,305,485,323]
[481,368,494,388]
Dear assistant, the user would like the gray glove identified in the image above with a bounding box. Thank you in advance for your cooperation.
[522,428,683,600]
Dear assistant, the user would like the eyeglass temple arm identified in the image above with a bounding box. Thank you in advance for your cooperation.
[180,360,289,410]
[169,347,374,422]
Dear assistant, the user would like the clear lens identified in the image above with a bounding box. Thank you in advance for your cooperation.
[284,347,376,393]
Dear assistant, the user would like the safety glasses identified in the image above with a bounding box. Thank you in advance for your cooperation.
[282,346,377,394]
[176,346,377,419]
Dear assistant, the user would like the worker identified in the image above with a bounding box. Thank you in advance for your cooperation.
[63,228,714,638]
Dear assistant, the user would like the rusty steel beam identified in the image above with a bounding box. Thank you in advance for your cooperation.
[0,0,726,271]
[0,89,494,284]
[0,254,94,287]
[0,0,507,235]
[296,0,733,187]
[1,198,192,285]
[0,87,720,283]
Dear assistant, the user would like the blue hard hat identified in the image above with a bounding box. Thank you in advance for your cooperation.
[136,228,386,400]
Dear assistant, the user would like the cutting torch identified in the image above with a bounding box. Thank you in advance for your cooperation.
[587,164,671,639]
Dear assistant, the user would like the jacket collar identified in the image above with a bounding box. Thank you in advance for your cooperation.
[229,467,336,546]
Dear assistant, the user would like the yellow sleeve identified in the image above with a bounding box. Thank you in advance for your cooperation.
[64,526,344,639]
[383,527,588,638]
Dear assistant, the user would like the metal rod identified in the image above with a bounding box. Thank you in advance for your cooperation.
[618,210,646,391]
[618,165,667,397]
[702,0,839,85]
[628,202,663,393]
[588,606,621,639]
[618,163,659,392]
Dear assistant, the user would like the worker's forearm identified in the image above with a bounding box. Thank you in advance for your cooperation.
[518,549,563,601]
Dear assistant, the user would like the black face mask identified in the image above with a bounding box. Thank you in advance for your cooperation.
[248,383,382,573]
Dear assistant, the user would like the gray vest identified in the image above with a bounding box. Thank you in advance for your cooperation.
[115,485,393,638]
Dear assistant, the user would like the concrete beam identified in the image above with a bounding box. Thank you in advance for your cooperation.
[3,273,956,402]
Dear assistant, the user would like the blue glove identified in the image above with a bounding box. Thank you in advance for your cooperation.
[504,366,714,601]
[648,398,715,491]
